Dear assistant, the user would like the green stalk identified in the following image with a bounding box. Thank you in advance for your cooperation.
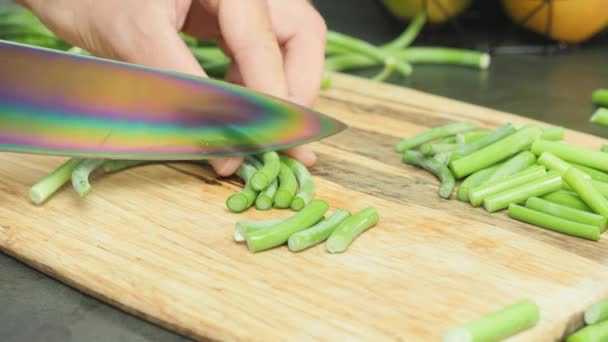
[30,157,81,205]
[326,31,412,77]
[508,204,600,241]
[531,140,608,173]
[280,156,314,211]
[288,209,351,252]
[381,10,426,50]
[395,122,477,153]
[525,197,606,231]
[402,150,456,199]
[482,151,536,185]
[392,48,490,69]
[450,125,542,179]
[537,152,572,176]
[590,108,608,127]
[483,172,562,213]
[234,217,290,242]
[326,207,379,253]
[71,159,106,197]
[563,168,608,218]
[592,88,608,107]
[245,200,329,252]
[541,190,592,212]
[456,131,489,144]
[571,164,608,183]
[449,123,516,161]
[540,127,565,141]
[420,143,460,156]
[585,300,608,325]
[443,299,540,342]
[250,151,281,191]
[456,165,500,202]
[273,162,298,209]
[468,166,547,207]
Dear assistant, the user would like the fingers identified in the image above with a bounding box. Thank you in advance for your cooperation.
[281,145,317,167]
[208,156,244,177]
[281,10,328,107]
[216,0,288,97]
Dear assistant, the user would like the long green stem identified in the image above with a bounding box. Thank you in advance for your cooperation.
[395,122,477,153]
[274,162,298,209]
[288,209,351,252]
[541,190,592,212]
[483,172,562,213]
[402,150,456,199]
[591,108,608,127]
[449,123,516,162]
[525,197,606,231]
[245,200,329,252]
[234,217,290,242]
[450,125,542,179]
[326,31,412,77]
[456,131,489,144]
[30,157,81,205]
[531,140,608,173]
[280,156,314,211]
[571,164,608,183]
[443,299,540,342]
[563,168,608,218]
[508,204,600,241]
[382,10,426,50]
[71,159,106,197]
[469,165,547,207]
[326,207,379,253]
[482,151,536,185]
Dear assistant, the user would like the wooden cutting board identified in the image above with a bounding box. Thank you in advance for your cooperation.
[2,73,608,341]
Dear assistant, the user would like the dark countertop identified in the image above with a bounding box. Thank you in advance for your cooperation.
[2,1,607,341]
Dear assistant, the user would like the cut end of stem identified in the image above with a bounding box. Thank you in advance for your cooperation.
[290,198,306,212]
[274,190,293,209]
[250,173,269,191]
[233,227,245,242]
[584,307,600,325]
[443,328,471,342]
[479,53,490,70]
[226,194,248,213]
[255,196,273,211]
[326,236,346,253]
[287,235,305,253]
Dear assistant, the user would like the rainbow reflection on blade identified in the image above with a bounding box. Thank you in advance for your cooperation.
[0,40,346,160]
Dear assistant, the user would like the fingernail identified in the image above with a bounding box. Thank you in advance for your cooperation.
[216,157,242,176]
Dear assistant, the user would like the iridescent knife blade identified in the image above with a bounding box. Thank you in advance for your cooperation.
[0,40,346,160]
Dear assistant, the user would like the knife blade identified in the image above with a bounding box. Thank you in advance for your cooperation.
[0,40,347,160]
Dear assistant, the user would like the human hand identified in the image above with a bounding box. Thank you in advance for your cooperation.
[18,0,327,176]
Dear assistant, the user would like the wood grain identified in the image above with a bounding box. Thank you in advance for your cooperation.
[3,73,608,341]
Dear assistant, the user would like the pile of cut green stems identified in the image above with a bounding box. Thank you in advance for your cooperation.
[397,120,608,242]
[0,5,490,89]
[29,152,379,254]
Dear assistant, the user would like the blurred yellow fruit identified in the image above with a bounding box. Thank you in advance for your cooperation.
[381,0,472,24]
[502,0,608,43]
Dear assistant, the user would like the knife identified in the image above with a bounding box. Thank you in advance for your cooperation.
[0,40,347,160]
